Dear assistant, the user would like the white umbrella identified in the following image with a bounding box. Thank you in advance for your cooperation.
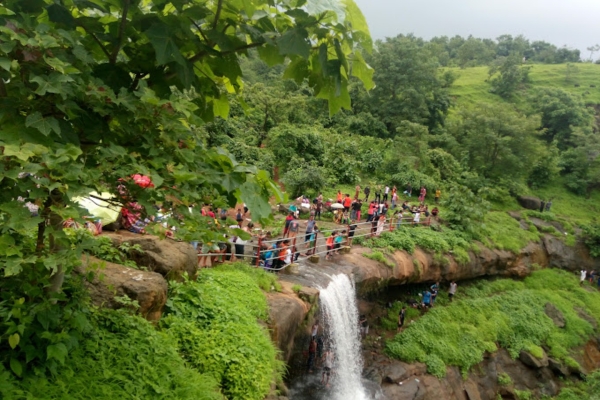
[73,191,122,226]
[330,202,344,209]
[300,203,311,209]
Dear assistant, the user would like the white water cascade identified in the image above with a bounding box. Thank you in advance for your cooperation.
[318,274,369,400]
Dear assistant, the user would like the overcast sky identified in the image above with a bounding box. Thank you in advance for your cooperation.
[354,0,600,57]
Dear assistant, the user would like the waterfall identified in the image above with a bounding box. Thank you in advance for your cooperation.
[318,274,369,400]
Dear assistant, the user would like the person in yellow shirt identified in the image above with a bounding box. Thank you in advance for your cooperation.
[435,188,441,204]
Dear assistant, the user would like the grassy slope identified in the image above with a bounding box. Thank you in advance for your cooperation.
[386,269,600,378]
[446,63,600,107]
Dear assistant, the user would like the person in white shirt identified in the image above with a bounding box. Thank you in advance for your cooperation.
[449,281,458,302]
[413,211,421,225]
[580,270,587,285]
[383,185,390,202]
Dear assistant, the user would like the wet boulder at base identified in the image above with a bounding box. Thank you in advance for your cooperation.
[78,255,168,321]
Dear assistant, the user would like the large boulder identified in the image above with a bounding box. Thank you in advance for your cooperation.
[544,303,566,328]
[79,256,168,321]
[517,196,542,211]
[102,232,197,280]
[519,349,549,369]
[266,292,309,362]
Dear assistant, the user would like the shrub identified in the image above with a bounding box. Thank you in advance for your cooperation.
[162,267,284,400]
[514,389,533,400]
[363,250,394,268]
[292,284,302,293]
[498,372,512,386]
[0,309,222,399]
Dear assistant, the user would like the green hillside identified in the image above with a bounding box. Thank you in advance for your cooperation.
[447,63,600,106]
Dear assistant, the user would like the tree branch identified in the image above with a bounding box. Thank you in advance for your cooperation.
[213,0,224,30]
[189,18,211,46]
[220,42,264,56]
[110,0,131,63]
[77,21,111,60]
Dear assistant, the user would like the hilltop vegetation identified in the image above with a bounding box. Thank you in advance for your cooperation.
[449,63,600,106]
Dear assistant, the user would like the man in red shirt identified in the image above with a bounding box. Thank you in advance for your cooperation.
[343,194,352,212]
[367,201,375,222]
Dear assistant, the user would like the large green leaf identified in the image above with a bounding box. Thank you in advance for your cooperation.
[351,50,374,90]
[25,112,61,136]
[257,44,285,66]
[277,28,310,58]
[145,23,186,66]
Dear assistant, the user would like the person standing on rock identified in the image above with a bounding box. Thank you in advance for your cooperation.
[307,337,317,373]
[363,185,370,202]
[311,320,319,338]
[580,269,587,285]
[355,185,361,200]
[449,281,458,302]
[397,306,406,332]
[540,199,546,213]
[359,315,368,338]
[321,349,334,387]
[305,216,316,244]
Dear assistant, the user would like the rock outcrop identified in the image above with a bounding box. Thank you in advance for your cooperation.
[103,231,198,280]
[365,348,577,400]
[266,283,315,362]
[517,196,542,211]
[78,255,168,321]
[544,303,566,328]
[276,233,599,296]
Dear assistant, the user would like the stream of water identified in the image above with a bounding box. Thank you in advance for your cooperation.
[288,273,381,400]
[317,274,370,400]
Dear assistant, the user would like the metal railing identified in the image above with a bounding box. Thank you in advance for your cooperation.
[195,213,433,271]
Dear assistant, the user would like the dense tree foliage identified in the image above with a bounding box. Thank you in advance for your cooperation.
[0,0,373,385]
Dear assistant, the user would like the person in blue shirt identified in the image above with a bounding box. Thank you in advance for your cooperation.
[430,282,439,306]
[334,230,345,254]
[422,290,432,308]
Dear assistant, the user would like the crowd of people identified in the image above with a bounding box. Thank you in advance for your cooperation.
[302,183,441,230]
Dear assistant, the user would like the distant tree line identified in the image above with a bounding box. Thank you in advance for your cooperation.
[414,34,582,68]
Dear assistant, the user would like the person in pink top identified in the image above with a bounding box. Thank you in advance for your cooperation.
[419,186,427,203]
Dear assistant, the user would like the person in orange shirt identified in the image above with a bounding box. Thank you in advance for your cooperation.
[343,194,352,212]
[336,190,343,203]
[325,232,336,260]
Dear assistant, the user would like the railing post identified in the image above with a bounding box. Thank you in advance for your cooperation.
[312,231,318,255]
[255,236,262,267]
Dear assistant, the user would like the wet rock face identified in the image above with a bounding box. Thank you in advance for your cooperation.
[102,232,198,280]
[266,290,312,363]
[78,256,168,321]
